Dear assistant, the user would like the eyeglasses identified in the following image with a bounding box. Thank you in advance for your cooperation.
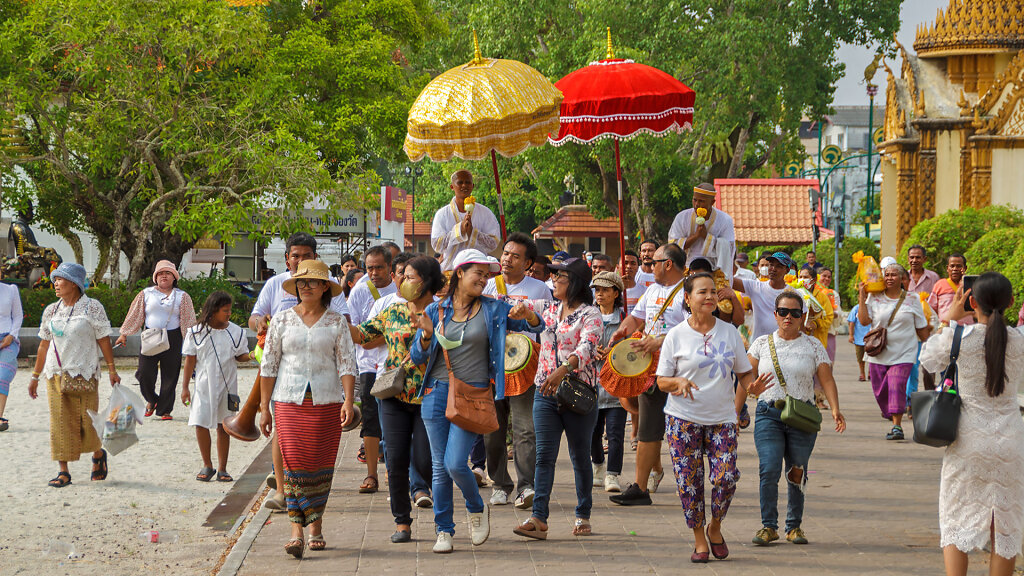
[775,307,803,318]
[652,258,670,265]
[552,272,570,283]
[296,279,326,289]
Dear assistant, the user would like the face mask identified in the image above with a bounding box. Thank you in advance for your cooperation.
[400,280,421,302]
[759,266,770,277]
[435,331,463,350]
[800,277,814,290]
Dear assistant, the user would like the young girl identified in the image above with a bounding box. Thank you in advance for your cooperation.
[181,291,250,482]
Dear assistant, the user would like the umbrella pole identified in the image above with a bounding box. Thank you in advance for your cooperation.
[491,150,508,243]
[614,140,628,314]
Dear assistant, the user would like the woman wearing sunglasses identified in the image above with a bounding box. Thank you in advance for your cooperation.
[743,291,845,548]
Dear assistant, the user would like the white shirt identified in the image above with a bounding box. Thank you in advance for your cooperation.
[347,278,398,373]
[261,308,358,405]
[668,207,736,269]
[485,274,552,340]
[864,292,927,365]
[183,323,249,429]
[38,296,111,381]
[0,283,23,339]
[142,287,185,331]
[740,278,789,342]
[631,279,689,337]
[748,332,830,405]
[624,283,647,311]
[735,268,757,282]
[431,199,501,271]
[250,271,349,319]
[656,318,752,425]
[634,271,656,289]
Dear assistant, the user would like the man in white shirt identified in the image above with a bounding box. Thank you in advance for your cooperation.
[635,240,658,288]
[482,233,552,509]
[668,183,736,273]
[248,232,349,511]
[734,251,757,281]
[619,249,647,312]
[732,251,795,341]
[430,170,501,271]
[609,243,689,506]
[347,245,398,492]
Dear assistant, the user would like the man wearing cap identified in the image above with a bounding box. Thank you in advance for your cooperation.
[668,183,736,273]
[430,170,501,271]
[732,251,794,341]
[482,233,551,510]
[608,243,690,506]
[734,252,757,282]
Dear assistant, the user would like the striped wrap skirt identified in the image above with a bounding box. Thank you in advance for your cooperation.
[274,392,342,526]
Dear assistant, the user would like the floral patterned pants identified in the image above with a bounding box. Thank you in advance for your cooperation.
[666,415,739,529]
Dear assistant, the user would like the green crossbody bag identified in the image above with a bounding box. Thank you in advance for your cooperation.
[767,335,822,434]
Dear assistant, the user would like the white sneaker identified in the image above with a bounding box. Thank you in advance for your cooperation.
[490,489,509,506]
[649,469,665,494]
[514,488,535,510]
[604,474,621,493]
[593,462,606,487]
[468,505,490,546]
[433,532,453,554]
[472,467,488,487]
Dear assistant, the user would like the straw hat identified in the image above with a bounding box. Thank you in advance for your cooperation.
[283,260,343,298]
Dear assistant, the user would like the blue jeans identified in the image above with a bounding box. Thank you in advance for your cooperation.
[421,377,486,535]
[754,401,817,532]
[532,391,599,522]
[906,341,923,402]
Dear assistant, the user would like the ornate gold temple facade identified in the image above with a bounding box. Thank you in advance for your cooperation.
[878,0,1024,256]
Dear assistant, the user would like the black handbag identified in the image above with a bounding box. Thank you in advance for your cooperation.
[557,373,597,414]
[911,324,963,447]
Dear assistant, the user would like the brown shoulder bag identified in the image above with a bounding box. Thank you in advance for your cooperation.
[440,305,499,435]
[863,290,906,357]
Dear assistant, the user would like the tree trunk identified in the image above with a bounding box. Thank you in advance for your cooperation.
[93,235,110,284]
[55,228,84,264]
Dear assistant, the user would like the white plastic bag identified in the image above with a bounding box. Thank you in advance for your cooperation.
[88,384,146,456]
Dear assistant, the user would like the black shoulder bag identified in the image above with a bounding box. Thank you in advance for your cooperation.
[554,310,597,415]
[910,324,963,447]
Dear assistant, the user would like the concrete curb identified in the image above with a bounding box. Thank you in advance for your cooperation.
[217,501,272,576]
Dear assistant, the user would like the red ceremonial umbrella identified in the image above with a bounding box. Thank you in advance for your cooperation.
[550,29,695,303]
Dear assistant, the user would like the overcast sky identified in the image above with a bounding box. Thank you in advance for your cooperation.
[832,0,949,106]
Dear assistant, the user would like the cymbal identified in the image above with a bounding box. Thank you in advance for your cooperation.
[608,339,652,378]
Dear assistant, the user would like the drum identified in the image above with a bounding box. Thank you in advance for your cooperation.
[504,334,539,396]
[600,337,659,398]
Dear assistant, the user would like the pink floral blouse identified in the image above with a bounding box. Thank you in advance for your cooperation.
[527,301,603,391]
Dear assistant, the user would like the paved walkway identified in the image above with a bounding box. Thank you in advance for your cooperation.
[231,340,959,575]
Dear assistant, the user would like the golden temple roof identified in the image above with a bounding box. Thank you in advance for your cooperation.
[913,0,1024,58]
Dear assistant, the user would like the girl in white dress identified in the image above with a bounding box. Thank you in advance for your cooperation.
[181,291,251,482]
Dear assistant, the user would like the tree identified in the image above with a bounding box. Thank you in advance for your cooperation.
[0,0,435,286]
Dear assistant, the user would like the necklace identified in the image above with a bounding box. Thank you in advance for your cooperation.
[50,297,80,338]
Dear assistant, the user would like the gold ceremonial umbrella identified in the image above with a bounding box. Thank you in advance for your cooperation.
[404,31,563,240]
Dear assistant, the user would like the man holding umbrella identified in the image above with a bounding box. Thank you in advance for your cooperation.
[668,183,736,273]
[431,170,501,271]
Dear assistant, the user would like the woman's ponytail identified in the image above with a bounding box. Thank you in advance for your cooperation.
[973,272,1012,398]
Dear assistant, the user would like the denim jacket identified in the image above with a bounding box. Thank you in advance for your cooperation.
[411,295,543,400]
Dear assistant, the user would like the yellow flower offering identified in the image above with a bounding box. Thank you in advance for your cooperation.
[465,195,476,214]
[695,207,707,226]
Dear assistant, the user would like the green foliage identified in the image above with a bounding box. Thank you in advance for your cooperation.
[899,206,1024,272]
[1002,246,1024,325]
[964,228,1024,277]
[178,272,256,327]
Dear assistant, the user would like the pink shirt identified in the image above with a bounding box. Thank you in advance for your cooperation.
[907,268,939,295]
[927,278,975,326]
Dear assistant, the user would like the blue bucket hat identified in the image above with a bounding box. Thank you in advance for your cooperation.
[51,262,88,293]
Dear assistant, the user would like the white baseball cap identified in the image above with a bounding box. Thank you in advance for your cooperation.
[451,248,500,273]
[879,256,897,269]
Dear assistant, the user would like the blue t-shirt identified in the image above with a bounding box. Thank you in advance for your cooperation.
[847,305,870,346]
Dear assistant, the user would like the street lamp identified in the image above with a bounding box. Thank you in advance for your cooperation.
[404,165,424,251]
[865,83,878,238]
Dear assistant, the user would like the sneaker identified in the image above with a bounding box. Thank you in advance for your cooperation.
[514,488,534,509]
[490,489,509,506]
[786,527,809,545]
[593,462,606,487]
[604,474,621,493]
[433,532,453,554]
[886,425,904,441]
[648,469,665,493]
[472,467,488,487]
[752,526,779,546]
[609,483,651,506]
[264,490,287,513]
[414,491,433,508]
[468,505,490,546]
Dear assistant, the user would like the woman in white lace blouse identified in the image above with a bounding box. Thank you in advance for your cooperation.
[258,260,357,559]
[920,272,1024,576]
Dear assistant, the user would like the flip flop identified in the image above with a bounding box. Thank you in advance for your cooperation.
[216,471,234,483]
[359,475,378,494]
[513,518,548,540]
[196,467,216,482]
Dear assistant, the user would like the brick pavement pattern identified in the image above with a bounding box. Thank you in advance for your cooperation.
[234,340,951,575]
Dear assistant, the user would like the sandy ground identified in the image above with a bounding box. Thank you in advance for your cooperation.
[0,366,268,576]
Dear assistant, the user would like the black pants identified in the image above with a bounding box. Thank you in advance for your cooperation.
[591,407,627,475]
[137,329,184,416]
[380,397,431,526]
[359,373,382,439]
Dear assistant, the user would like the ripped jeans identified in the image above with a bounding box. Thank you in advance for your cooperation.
[754,401,817,532]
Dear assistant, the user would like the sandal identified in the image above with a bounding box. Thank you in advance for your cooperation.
[196,467,216,482]
[572,518,592,536]
[356,443,367,463]
[91,449,108,481]
[307,534,326,551]
[216,471,234,483]
[359,475,378,494]
[144,404,155,417]
[48,471,72,488]
[284,537,304,559]
[0,417,8,432]
[513,518,548,540]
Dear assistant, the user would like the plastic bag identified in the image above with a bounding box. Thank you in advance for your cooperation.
[88,384,145,456]
[852,250,884,293]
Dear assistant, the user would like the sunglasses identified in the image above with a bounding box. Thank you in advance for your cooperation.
[652,258,670,265]
[775,307,804,318]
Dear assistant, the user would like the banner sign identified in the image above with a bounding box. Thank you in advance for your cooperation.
[383,186,408,223]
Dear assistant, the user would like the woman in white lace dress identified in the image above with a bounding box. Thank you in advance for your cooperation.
[919,272,1024,576]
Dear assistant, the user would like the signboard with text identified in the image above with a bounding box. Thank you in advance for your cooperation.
[383,186,408,223]
[250,209,370,235]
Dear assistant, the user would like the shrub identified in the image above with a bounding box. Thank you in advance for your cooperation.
[998,243,1024,326]
[899,205,1024,272]
[964,228,1024,277]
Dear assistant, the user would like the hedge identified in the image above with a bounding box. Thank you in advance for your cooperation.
[898,205,1024,273]
[20,271,256,327]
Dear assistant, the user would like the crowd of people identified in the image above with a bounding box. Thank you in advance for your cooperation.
[9,168,1024,575]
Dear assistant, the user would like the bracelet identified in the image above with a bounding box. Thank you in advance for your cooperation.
[31,371,40,377]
